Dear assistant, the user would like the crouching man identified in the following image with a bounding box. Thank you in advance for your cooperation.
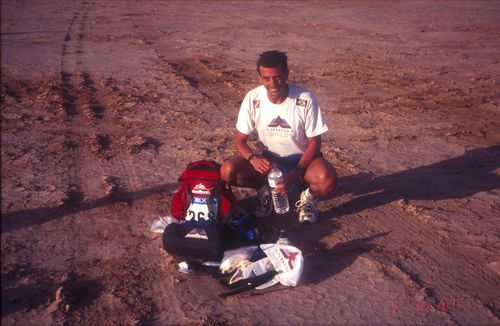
[221,51,336,224]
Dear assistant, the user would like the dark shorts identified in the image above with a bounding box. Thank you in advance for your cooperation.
[262,150,323,192]
[262,150,301,173]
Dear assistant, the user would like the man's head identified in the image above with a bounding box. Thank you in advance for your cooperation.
[256,51,289,104]
[256,51,289,77]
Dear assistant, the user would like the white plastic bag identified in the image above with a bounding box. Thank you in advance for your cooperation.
[219,246,258,274]
[228,257,275,286]
[260,243,304,287]
[150,215,179,233]
[224,243,304,290]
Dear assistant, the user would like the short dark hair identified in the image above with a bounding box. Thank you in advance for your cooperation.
[256,51,289,76]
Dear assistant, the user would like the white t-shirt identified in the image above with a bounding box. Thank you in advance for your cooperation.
[236,84,328,157]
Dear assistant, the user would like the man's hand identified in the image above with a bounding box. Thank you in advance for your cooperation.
[249,155,272,175]
[276,168,302,193]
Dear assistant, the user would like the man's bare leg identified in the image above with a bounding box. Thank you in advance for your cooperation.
[303,157,337,196]
[220,156,267,189]
[221,156,273,217]
[296,157,337,224]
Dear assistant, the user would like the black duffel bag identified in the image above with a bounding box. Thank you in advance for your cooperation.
[162,222,231,261]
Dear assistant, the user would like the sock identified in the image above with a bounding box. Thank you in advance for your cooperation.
[303,187,313,199]
[306,187,321,200]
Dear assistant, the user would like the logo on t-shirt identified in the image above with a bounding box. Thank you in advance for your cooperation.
[268,116,291,129]
[296,99,308,107]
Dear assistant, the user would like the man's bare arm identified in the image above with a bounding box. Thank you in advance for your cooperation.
[296,135,322,173]
[279,135,322,191]
[235,131,271,174]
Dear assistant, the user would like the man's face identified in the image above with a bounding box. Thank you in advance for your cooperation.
[258,65,288,104]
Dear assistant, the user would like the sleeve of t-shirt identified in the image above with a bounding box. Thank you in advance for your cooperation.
[305,94,329,137]
[236,92,255,135]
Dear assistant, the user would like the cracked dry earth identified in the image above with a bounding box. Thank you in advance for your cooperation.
[1,1,499,325]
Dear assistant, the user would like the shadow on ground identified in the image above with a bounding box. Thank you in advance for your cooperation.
[1,269,104,318]
[329,145,500,217]
[302,232,389,285]
[1,183,177,233]
[250,145,499,285]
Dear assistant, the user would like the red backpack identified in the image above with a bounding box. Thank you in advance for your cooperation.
[171,160,236,223]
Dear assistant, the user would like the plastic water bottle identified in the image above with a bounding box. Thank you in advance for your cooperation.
[277,229,291,245]
[268,167,289,214]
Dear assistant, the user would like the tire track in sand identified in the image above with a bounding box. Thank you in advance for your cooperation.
[57,3,170,321]
[53,3,132,319]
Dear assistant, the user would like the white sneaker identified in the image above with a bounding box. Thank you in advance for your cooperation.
[253,185,273,218]
[295,188,319,224]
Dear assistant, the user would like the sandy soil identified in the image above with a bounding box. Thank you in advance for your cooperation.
[1,1,499,324]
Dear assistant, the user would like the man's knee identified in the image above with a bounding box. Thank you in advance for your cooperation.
[322,170,337,194]
[220,160,235,184]
[221,157,248,185]
[306,159,337,195]
[315,170,336,195]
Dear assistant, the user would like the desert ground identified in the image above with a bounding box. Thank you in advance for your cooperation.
[1,0,499,324]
